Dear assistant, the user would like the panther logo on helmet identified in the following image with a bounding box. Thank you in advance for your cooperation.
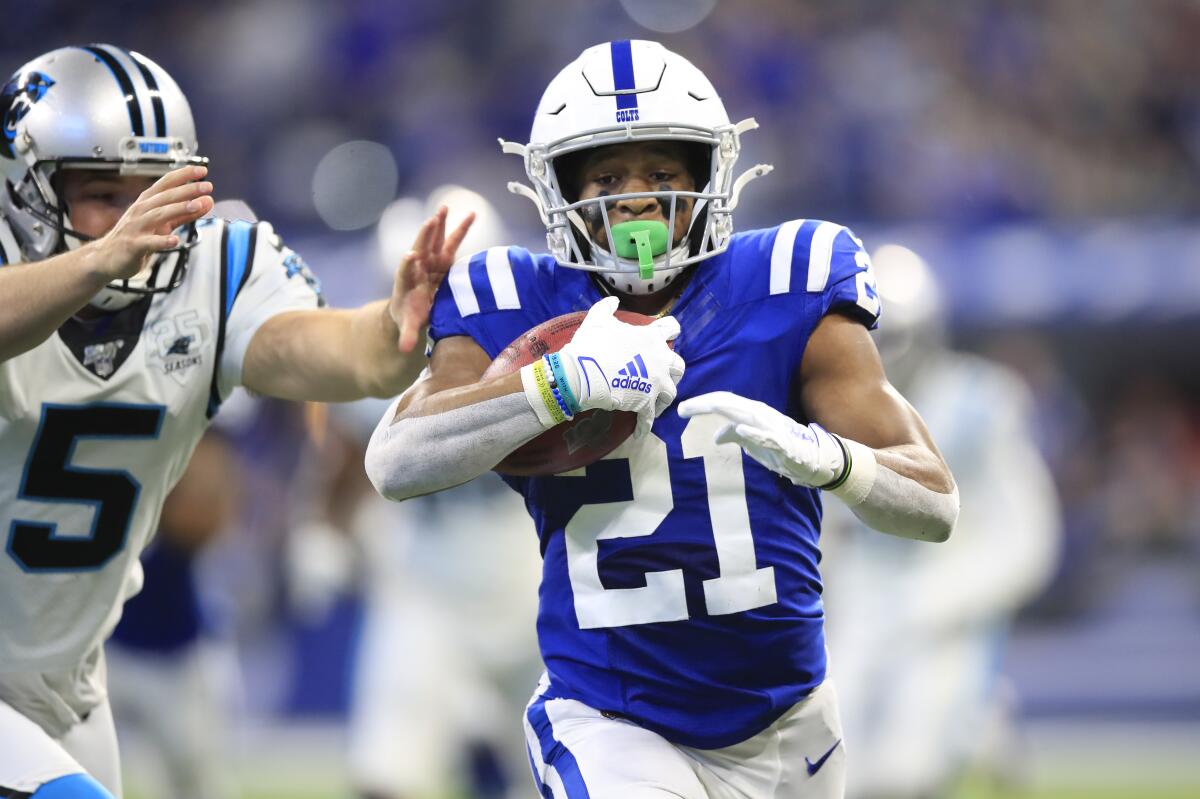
[1,71,55,160]
[0,46,207,306]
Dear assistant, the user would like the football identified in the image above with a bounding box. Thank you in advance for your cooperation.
[483,309,657,476]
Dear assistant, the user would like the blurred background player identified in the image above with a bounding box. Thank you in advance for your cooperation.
[106,428,244,799]
[285,189,543,799]
[822,245,1062,799]
[0,44,469,797]
[104,204,269,799]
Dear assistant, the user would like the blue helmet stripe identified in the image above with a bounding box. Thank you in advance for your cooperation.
[124,49,167,137]
[81,45,144,137]
[610,40,638,112]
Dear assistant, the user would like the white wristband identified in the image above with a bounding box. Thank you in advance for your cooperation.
[827,437,877,506]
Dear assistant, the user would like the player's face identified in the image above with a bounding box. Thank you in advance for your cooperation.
[60,170,156,239]
[574,141,696,250]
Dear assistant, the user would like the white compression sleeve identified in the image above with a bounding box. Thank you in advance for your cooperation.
[364,392,544,502]
[829,439,960,542]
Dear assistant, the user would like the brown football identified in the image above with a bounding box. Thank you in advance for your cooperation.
[483,309,656,476]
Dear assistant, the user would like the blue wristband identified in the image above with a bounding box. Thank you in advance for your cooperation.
[545,353,580,414]
[549,383,573,419]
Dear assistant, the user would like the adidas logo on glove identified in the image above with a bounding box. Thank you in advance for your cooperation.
[612,355,653,394]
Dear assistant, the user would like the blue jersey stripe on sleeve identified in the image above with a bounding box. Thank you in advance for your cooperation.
[207,222,233,419]
[468,250,497,313]
[207,221,256,419]
[223,220,255,317]
[485,246,521,310]
[805,221,845,292]
[768,219,806,295]
[447,258,480,317]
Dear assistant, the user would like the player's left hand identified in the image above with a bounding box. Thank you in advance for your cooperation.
[677,391,846,488]
[389,206,476,352]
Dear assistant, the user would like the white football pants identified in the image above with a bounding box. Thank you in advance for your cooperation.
[523,675,845,799]
[0,695,121,796]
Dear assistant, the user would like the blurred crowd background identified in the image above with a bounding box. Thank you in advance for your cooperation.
[5,0,1200,797]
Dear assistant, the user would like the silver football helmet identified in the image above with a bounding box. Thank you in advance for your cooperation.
[501,40,772,295]
[0,44,206,309]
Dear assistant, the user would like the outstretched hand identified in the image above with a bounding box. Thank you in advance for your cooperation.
[389,206,476,352]
[91,165,214,281]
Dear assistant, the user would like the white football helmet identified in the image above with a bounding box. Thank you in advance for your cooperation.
[871,244,947,390]
[0,44,206,309]
[501,40,772,295]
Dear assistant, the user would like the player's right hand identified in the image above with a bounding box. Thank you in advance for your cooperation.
[558,296,685,437]
[89,165,214,281]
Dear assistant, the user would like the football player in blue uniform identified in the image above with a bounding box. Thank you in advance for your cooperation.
[0,45,471,798]
[365,40,959,798]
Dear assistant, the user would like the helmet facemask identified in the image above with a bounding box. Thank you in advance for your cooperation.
[500,40,773,296]
[548,137,706,295]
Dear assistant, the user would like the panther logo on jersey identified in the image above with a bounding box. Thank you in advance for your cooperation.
[166,335,193,356]
[1,71,55,160]
[146,311,209,385]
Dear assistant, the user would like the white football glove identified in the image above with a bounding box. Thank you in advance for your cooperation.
[558,296,685,437]
[677,391,847,488]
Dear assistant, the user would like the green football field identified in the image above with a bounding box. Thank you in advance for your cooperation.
[126,774,1200,799]
[126,782,1200,791]
[121,719,1200,799]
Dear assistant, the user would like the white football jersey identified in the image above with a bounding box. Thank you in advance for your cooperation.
[0,216,320,683]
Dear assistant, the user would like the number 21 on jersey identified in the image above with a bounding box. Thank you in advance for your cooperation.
[561,414,777,629]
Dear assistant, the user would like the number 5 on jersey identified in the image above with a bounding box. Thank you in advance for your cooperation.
[8,404,165,572]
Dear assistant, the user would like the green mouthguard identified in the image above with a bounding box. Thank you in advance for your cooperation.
[611,220,669,281]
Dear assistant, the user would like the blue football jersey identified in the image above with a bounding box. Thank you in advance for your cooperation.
[429,220,881,748]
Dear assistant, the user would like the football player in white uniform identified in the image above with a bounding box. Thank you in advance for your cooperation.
[0,45,472,798]
[822,246,1061,799]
